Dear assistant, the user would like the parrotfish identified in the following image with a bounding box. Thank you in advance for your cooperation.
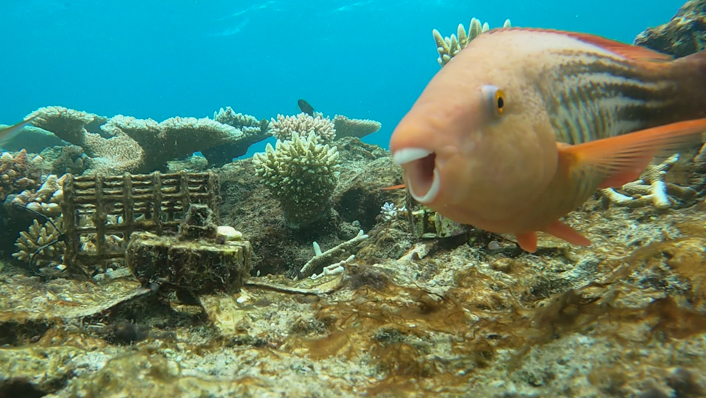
[0,116,37,147]
[389,28,706,252]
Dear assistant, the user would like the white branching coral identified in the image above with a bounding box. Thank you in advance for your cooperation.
[253,131,339,228]
[433,17,511,66]
[269,113,336,143]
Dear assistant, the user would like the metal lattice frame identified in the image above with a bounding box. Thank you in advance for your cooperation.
[61,171,220,267]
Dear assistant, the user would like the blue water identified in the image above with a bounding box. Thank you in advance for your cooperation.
[0,0,685,153]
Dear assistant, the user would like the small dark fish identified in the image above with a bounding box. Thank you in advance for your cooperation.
[0,115,37,146]
[298,99,315,116]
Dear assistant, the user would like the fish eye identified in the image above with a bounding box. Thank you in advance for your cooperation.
[495,90,505,115]
[481,85,505,118]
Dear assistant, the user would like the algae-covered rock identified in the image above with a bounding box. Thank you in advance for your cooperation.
[126,232,251,294]
[634,0,706,57]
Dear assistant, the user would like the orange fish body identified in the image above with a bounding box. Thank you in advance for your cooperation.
[390,28,706,252]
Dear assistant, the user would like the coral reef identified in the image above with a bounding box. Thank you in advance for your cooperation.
[269,113,336,143]
[28,106,268,174]
[101,115,248,172]
[4,11,706,396]
[1,135,706,397]
[252,131,340,228]
[12,217,64,269]
[38,144,87,175]
[433,17,511,66]
[332,114,382,140]
[205,106,271,166]
[10,174,65,216]
[0,149,43,202]
[634,0,706,57]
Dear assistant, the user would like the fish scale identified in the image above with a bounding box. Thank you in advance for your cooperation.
[543,52,681,144]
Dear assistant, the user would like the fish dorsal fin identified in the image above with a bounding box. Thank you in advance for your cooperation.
[491,28,673,62]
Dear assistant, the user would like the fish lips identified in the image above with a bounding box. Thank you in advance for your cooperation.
[392,148,441,204]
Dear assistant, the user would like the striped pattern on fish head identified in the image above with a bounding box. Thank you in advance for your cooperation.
[390,29,559,226]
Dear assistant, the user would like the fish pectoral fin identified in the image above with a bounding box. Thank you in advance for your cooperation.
[543,220,591,247]
[558,118,706,189]
[515,232,538,253]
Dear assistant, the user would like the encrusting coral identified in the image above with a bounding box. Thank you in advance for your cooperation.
[252,131,340,228]
[433,17,511,66]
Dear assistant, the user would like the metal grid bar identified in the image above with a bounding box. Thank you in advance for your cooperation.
[61,171,219,268]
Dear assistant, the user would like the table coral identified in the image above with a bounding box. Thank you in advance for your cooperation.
[332,115,381,140]
[253,131,340,228]
[28,106,267,174]
[205,107,271,166]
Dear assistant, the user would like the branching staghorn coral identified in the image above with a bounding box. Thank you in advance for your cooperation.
[433,17,511,66]
[270,113,336,143]
[13,217,65,268]
[253,131,340,228]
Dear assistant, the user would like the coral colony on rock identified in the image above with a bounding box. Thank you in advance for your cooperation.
[2,2,706,397]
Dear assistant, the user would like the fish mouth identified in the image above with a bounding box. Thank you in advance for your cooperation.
[392,148,441,204]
